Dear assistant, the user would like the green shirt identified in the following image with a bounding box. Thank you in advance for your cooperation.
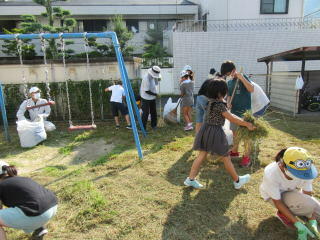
[227,75,251,117]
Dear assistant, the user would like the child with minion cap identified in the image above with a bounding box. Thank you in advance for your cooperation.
[260,147,320,240]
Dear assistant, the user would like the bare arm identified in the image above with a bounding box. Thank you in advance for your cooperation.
[272,199,298,223]
[222,111,255,130]
[234,72,254,93]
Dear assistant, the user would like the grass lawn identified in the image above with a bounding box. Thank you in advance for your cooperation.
[0,111,319,240]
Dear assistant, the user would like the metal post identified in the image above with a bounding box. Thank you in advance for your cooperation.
[298,59,306,114]
[0,82,10,142]
[112,34,144,159]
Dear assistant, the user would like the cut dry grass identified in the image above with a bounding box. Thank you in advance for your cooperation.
[0,111,319,240]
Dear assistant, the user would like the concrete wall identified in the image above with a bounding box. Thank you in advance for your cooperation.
[200,0,304,20]
[171,29,320,94]
[140,68,175,95]
[0,59,138,84]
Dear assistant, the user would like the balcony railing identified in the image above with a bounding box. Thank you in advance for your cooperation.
[173,16,320,32]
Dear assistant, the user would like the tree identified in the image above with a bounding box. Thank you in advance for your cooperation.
[142,30,170,67]
[87,15,134,57]
[1,0,76,59]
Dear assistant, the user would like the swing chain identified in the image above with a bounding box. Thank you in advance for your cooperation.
[40,33,51,101]
[83,33,95,127]
[15,35,28,100]
[59,33,73,127]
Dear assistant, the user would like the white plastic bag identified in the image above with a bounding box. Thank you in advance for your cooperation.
[295,75,304,90]
[223,120,233,146]
[163,97,181,123]
[44,121,56,132]
[17,118,47,148]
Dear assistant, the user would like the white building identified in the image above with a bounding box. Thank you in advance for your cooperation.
[0,0,199,54]
[198,0,304,21]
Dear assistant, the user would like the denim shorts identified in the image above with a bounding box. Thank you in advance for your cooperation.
[0,205,58,233]
[195,95,208,123]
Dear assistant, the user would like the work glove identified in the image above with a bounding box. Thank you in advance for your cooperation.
[308,220,320,239]
[295,221,315,240]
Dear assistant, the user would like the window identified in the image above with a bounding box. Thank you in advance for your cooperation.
[147,20,169,31]
[260,0,289,14]
[83,20,107,32]
[126,20,139,33]
[0,20,16,33]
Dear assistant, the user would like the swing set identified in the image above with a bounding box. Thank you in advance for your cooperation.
[0,32,146,159]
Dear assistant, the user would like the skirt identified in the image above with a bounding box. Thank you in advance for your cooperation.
[193,122,229,156]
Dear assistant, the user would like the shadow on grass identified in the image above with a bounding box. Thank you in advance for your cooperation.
[265,111,320,141]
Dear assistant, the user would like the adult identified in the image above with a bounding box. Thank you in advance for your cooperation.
[105,81,132,130]
[0,161,58,240]
[222,61,254,167]
[17,87,55,132]
[260,147,319,240]
[140,66,161,131]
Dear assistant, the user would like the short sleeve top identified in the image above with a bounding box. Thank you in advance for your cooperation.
[205,99,227,126]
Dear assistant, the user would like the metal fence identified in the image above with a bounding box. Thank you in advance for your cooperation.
[173,16,320,32]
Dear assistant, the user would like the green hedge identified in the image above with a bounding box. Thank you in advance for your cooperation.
[2,79,141,122]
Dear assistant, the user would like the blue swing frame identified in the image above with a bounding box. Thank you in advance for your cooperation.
[0,32,146,159]
[0,82,10,142]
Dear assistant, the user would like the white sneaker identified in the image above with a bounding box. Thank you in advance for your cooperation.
[184,177,203,189]
[233,174,250,189]
[184,125,194,131]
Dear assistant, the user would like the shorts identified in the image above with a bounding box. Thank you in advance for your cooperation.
[111,102,128,117]
[253,104,270,118]
[0,205,58,233]
[195,95,208,123]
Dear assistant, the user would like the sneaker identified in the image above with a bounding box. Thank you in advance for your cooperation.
[126,125,132,129]
[233,174,250,189]
[184,177,203,189]
[184,125,194,131]
[187,122,193,127]
[276,211,294,228]
[31,227,48,240]
[116,125,120,130]
[230,151,240,157]
[240,156,251,167]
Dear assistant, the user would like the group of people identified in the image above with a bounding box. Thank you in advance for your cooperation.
[182,61,320,240]
[9,62,320,240]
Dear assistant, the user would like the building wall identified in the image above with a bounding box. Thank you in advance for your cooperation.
[0,60,138,84]
[201,0,304,20]
[172,29,320,94]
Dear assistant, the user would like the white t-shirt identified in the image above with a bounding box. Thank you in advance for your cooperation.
[108,85,125,103]
[251,82,270,114]
[260,162,313,201]
[140,74,157,100]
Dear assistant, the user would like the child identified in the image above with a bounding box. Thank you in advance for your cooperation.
[195,68,217,133]
[180,70,194,131]
[105,81,132,130]
[0,161,58,240]
[183,65,194,81]
[260,147,319,240]
[222,61,254,167]
[184,78,255,189]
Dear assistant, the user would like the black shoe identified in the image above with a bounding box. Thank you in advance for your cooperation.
[31,227,48,240]
[116,125,120,130]
[126,125,132,130]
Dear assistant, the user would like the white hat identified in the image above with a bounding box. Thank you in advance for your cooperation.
[183,65,192,71]
[29,86,40,94]
[148,66,161,79]
[180,70,189,78]
[0,161,9,175]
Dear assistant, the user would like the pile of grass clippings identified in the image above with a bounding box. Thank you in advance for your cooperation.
[237,111,270,141]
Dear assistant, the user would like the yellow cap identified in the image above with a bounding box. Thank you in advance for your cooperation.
[283,147,312,171]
